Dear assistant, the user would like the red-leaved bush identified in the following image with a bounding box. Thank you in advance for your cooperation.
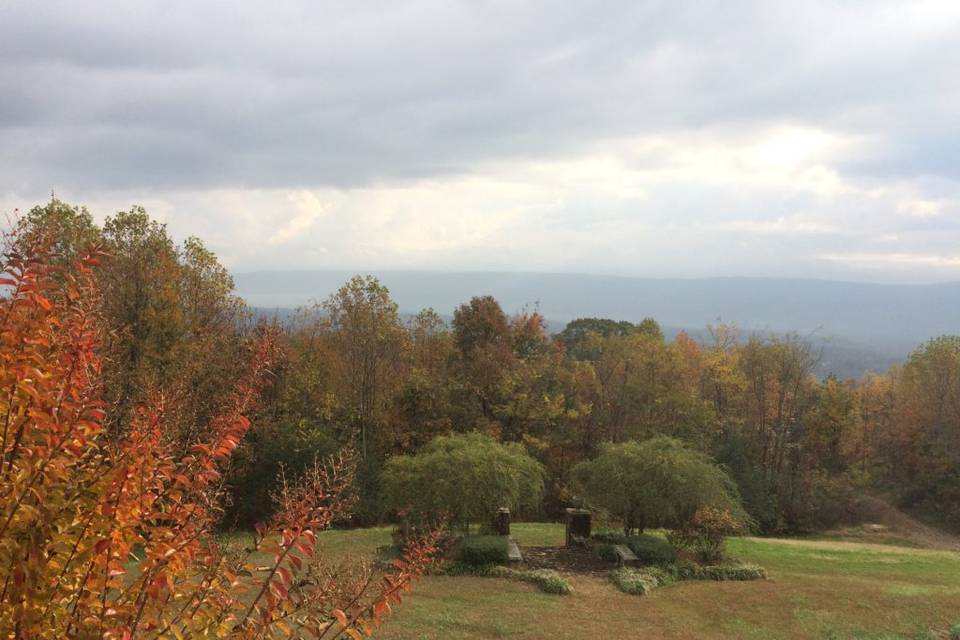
[0,234,437,638]
[667,506,742,563]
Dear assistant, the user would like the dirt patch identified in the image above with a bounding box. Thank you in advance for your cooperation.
[520,545,614,576]
[744,536,959,556]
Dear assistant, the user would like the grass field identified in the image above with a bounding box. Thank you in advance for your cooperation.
[305,523,960,640]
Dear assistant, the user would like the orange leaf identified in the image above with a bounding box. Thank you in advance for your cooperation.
[359,617,374,636]
[270,579,288,599]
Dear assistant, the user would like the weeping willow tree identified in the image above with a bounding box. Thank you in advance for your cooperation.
[383,432,545,531]
[573,436,749,535]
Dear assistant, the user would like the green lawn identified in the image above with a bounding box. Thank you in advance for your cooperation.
[302,523,960,640]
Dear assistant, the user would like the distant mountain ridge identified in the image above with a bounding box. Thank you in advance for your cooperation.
[236,270,960,379]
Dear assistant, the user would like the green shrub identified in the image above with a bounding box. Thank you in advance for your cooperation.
[457,535,509,566]
[949,622,960,640]
[591,532,677,566]
[592,531,630,545]
[592,542,619,563]
[668,559,701,580]
[627,535,677,566]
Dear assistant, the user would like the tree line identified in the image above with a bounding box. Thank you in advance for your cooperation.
[19,200,960,534]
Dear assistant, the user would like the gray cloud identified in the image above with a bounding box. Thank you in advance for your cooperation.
[1,0,959,281]
[2,0,957,193]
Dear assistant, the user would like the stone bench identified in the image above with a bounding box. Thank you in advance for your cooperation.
[613,544,637,567]
[507,537,523,563]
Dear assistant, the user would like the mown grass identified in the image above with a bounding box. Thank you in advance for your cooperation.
[214,524,959,638]
[294,523,959,640]
[506,522,566,548]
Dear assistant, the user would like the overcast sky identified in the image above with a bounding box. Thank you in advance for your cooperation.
[2,1,959,282]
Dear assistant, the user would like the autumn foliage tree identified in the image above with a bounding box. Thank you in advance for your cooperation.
[879,337,960,526]
[0,233,436,638]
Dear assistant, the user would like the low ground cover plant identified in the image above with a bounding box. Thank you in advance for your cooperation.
[694,563,767,581]
[491,567,572,595]
[444,564,572,595]
[610,561,767,596]
[609,567,665,595]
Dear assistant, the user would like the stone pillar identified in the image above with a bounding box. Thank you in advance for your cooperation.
[565,508,591,547]
[493,508,511,536]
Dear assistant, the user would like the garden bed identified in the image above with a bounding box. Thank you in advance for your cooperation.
[520,545,611,576]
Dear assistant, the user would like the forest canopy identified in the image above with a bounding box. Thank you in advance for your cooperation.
[12,199,960,535]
